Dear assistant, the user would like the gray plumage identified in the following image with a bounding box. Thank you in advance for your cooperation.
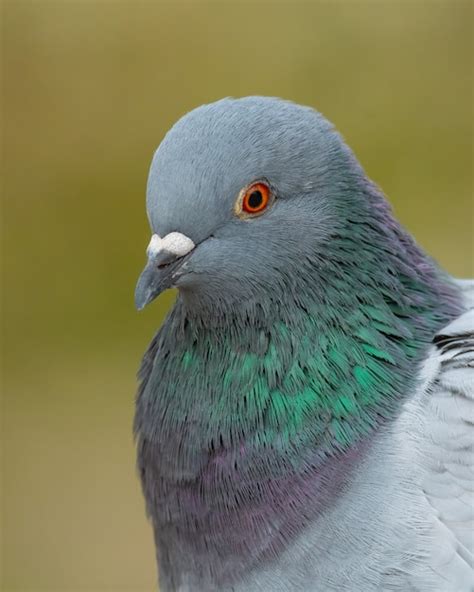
[134,97,474,591]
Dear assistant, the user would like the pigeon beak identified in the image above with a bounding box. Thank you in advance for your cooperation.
[134,255,174,311]
[134,232,195,310]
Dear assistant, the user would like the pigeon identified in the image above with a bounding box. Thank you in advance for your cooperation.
[134,97,474,592]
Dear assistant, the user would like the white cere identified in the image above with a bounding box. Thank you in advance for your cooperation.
[146,232,195,258]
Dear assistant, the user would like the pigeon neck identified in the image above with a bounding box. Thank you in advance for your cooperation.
[136,183,462,589]
[172,243,460,460]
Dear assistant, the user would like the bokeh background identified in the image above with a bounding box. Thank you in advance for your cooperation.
[2,1,473,590]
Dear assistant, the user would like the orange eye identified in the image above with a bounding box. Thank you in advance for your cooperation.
[237,182,272,217]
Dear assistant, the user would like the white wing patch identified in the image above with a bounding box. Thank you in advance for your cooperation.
[420,284,474,591]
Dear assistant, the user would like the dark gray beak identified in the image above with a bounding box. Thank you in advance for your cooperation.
[134,252,176,310]
[135,232,196,310]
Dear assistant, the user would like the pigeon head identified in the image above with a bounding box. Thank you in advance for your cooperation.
[135,97,365,311]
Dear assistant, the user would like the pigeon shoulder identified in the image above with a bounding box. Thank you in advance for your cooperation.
[417,278,474,591]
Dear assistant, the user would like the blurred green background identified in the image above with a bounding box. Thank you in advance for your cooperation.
[1,1,473,590]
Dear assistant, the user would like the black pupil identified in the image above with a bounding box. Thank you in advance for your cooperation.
[248,190,263,209]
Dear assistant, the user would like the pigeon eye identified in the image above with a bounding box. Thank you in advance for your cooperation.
[235,182,272,218]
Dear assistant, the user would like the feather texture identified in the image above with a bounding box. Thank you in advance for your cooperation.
[419,287,474,591]
[133,97,473,591]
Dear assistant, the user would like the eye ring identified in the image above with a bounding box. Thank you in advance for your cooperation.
[235,181,273,218]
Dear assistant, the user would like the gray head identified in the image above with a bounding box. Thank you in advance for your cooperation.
[135,96,368,311]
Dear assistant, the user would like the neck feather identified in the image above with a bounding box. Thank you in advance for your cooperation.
[145,179,461,465]
[135,182,462,588]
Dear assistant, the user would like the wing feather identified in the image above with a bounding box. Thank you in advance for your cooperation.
[420,282,474,590]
